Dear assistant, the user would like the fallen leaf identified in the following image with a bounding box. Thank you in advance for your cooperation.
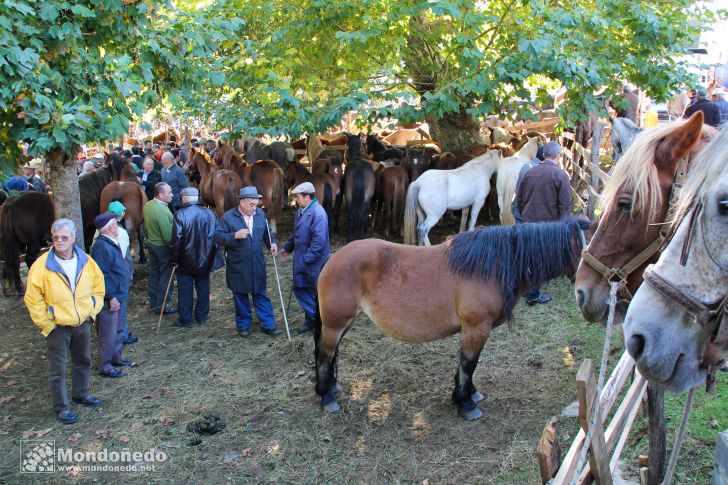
[709,418,719,429]
[4,380,17,388]
[158,416,175,426]
[118,435,130,444]
[159,387,170,395]
[35,428,52,438]
[321,436,332,443]
[241,447,253,457]
[295,370,306,378]
[95,430,112,439]
[217,342,224,348]
[0,395,14,404]
[141,394,153,400]
[22,429,35,439]
[69,432,81,444]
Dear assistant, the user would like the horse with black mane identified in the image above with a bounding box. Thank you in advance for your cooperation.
[313,216,590,419]
[344,133,376,241]
[365,134,404,162]
[0,192,55,295]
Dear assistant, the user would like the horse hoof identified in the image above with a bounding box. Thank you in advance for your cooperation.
[458,406,483,421]
[471,391,485,403]
[323,400,341,413]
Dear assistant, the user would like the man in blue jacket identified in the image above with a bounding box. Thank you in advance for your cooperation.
[90,213,134,378]
[280,182,330,334]
[215,186,280,338]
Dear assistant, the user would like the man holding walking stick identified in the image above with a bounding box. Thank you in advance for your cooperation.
[215,186,281,338]
[279,182,330,334]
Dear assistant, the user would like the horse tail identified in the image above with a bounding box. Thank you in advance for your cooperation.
[0,197,21,293]
[351,164,366,239]
[403,181,420,245]
[498,172,516,226]
[392,173,406,233]
[323,182,333,217]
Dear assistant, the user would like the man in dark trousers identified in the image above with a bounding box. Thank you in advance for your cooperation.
[90,213,134,378]
[514,141,572,306]
[684,86,721,127]
[143,182,176,314]
[171,188,218,328]
[279,182,330,333]
[215,186,280,338]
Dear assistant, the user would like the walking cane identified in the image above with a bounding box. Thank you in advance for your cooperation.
[155,265,177,335]
[265,219,291,341]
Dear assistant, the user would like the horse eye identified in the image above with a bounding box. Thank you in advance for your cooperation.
[719,198,728,215]
[618,200,633,212]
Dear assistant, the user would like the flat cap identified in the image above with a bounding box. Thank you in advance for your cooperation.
[181,187,199,197]
[291,181,315,195]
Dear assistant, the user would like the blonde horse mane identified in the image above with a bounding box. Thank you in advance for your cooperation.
[601,121,714,221]
[217,143,244,170]
[307,135,325,163]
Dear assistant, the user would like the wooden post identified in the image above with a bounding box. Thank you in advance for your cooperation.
[184,125,191,163]
[577,359,613,485]
[647,384,666,484]
[538,417,561,483]
[588,120,605,220]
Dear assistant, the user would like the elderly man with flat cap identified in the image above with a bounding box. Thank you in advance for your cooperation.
[280,182,330,333]
[215,186,280,338]
[90,213,134,378]
[171,187,218,328]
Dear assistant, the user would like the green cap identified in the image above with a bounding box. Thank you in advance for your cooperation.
[108,201,126,215]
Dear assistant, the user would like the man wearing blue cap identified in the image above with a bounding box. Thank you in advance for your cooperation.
[90,213,134,378]
[215,186,280,338]
[171,187,218,328]
[107,201,137,345]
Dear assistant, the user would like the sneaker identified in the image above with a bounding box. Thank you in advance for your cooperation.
[72,395,102,408]
[57,409,78,424]
[526,295,552,306]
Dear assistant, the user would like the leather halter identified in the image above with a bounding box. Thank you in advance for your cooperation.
[642,205,728,392]
[581,156,690,302]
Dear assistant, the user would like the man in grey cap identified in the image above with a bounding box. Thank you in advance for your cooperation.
[215,186,280,338]
[684,86,721,127]
[280,181,330,333]
[170,188,219,328]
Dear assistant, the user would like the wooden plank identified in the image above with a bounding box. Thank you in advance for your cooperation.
[647,385,666,484]
[538,417,561,484]
[572,187,587,208]
[588,162,610,184]
[518,118,559,133]
[576,360,612,485]
[561,131,576,141]
[608,378,647,473]
[406,139,439,147]
[552,352,634,484]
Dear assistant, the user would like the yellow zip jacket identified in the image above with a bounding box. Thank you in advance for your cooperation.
[24,246,105,337]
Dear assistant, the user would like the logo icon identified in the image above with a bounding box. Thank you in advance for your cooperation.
[20,440,55,473]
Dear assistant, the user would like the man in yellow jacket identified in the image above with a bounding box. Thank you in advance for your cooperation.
[24,218,105,424]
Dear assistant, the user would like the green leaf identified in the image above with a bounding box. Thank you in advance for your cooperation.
[71,5,95,18]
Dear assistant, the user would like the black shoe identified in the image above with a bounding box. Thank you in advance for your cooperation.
[122,335,138,345]
[238,329,251,338]
[261,328,281,337]
[112,360,136,367]
[99,369,125,378]
[173,320,193,328]
[72,395,102,408]
[298,319,314,334]
[196,319,207,327]
[57,409,78,425]
[526,295,552,306]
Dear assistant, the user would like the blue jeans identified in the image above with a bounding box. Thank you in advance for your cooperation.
[293,286,317,318]
[177,273,210,324]
[232,291,276,331]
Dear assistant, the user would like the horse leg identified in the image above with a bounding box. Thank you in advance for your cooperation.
[458,207,471,233]
[468,198,486,232]
[418,211,442,246]
[137,226,147,264]
[314,311,350,413]
[452,327,490,420]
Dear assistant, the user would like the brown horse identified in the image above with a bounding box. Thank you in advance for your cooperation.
[0,192,54,295]
[575,113,716,323]
[313,217,590,419]
[286,160,335,226]
[373,165,409,238]
[312,157,344,232]
[250,160,286,235]
[188,147,242,216]
[215,142,252,185]
[100,182,147,262]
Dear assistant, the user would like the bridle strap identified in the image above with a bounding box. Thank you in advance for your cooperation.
[643,265,728,345]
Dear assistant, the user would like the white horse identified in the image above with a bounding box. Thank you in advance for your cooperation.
[403,150,502,245]
[611,117,642,162]
[623,126,728,393]
[495,137,541,225]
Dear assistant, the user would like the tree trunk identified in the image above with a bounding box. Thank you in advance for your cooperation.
[46,147,86,249]
[426,109,482,153]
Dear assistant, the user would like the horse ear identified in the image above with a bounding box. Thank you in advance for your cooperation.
[656,111,703,171]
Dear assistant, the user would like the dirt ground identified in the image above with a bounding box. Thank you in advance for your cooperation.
[0,205,721,483]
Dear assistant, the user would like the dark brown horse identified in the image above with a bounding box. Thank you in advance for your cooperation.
[314,217,590,419]
[575,113,716,323]
[344,133,376,241]
[373,165,409,238]
[0,192,54,295]
[312,157,344,232]
[79,167,113,250]
[100,182,147,262]
[250,160,286,235]
[286,160,335,227]
[401,147,432,182]
[188,147,242,216]
[215,142,252,186]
